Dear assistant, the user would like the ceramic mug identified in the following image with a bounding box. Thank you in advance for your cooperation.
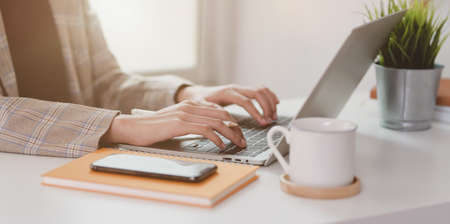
[267,117,357,188]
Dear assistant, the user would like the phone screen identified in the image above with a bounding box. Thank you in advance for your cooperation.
[91,154,217,182]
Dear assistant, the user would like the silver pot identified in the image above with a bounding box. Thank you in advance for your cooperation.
[375,64,443,131]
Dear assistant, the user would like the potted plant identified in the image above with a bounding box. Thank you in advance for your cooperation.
[365,0,448,131]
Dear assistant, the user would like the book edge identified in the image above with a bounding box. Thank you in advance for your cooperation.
[42,148,259,199]
[42,172,257,208]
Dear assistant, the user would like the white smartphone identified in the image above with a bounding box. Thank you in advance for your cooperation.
[91,154,217,182]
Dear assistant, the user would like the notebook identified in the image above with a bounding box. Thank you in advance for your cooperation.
[41,148,259,208]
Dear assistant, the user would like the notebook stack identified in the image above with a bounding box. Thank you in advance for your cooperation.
[42,148,258,208]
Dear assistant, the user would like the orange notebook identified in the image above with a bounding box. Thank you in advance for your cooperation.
[41,148,258,208]
[370,78,450,106]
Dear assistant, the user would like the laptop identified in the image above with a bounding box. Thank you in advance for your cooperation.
[120,11,406,166]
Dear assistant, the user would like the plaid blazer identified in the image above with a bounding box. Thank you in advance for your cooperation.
[0,0,191,157]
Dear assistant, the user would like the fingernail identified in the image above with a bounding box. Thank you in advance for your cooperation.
[240,139,247,147]
[265,118,273,124]
[273,114,278,120]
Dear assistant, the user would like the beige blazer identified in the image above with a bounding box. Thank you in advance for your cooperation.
[0,0,191,157]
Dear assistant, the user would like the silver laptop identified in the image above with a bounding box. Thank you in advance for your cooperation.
[120,11,406,166]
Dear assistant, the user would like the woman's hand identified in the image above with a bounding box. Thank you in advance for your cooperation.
[102,100,246,150]
[176,85,280,126]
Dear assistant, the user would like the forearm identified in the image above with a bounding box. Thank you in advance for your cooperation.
[0,96,118,157]
[94,69,193,113]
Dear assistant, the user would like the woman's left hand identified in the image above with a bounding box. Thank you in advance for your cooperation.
[176,85,280,126]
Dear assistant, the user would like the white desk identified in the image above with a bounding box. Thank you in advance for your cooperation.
[2,93,450,224]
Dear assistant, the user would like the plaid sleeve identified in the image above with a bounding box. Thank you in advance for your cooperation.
[0,96,118,158]
[83,0,192,113]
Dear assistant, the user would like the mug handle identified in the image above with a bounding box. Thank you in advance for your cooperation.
[267,126,290,173]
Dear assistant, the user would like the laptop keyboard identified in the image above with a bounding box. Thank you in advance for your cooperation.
[183,116,291,157]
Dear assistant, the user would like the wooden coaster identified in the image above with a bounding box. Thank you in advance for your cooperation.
[280,174,361,199]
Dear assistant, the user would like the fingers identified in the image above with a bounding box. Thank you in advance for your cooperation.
[261,88,279,120]
[224,120,245,139]
[179,103,238,123]
[227,91,268,126]
[240,86,279,121]
[230,124,245,139]
[184,122,226,150]
[230,86,280,125]
[184,100,231,116]
[183,99,218,108]
[266,88,280,104]
[179,113,246,148]
[242,88,274,122]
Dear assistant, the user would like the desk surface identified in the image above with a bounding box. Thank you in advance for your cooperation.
[2,93,450,224]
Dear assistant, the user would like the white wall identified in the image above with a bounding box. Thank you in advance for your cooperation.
[91,0,198,73]
[212,0,450,99]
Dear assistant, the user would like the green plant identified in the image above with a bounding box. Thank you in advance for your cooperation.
[364,0,448,69]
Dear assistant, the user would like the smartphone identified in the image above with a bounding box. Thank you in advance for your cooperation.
[91,154,217,182]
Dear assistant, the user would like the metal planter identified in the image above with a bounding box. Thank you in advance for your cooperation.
[375,64,443,131]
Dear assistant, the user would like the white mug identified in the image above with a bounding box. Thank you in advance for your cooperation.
[268,117,357,188]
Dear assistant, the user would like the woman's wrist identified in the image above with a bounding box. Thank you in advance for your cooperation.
[174,84,195,103]
[101,115,130,145]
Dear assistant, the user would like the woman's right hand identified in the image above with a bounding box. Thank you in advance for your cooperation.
[102,100,246,150]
